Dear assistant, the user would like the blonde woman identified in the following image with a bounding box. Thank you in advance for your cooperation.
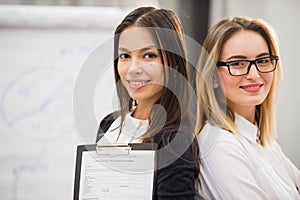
[196,16,300,199]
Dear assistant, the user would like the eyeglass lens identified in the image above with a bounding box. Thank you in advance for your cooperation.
[229,57,277,76]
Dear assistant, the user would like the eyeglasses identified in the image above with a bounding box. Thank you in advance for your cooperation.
[216,55,279,76]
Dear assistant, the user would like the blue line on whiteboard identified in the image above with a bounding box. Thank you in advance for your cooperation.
[6,79,70,125]
[12,158,47,200]
[0,65,74,142]
[0,42,99,200]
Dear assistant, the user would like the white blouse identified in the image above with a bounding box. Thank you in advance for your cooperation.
[198,115,300,200]
[97,112,148,144]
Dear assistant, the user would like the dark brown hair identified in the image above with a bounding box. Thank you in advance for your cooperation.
[113,7,199,177]
[114,7,192,141]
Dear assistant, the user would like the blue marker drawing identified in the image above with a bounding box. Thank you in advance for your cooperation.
[0,66,73,142]
[11,153,47,200]
[0,42,98,199]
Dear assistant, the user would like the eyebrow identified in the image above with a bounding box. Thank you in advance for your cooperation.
[118,45,157,52]
[225,52,270,61]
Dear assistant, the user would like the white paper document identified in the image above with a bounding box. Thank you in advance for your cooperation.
[74,144,156,200]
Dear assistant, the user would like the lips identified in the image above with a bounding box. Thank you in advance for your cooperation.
[240,83,263,92]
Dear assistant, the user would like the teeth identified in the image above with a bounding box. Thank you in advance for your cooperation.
[244,85,260,89]
[130,81,147,86]
[247,86,259,88]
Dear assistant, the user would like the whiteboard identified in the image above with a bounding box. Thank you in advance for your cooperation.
[0,5,130,200]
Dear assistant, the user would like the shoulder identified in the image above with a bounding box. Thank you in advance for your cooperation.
[100,111,120,125]
[198,122,245,158]
[96,111,120,142]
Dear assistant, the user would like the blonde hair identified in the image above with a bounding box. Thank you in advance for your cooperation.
[196,16,282,146]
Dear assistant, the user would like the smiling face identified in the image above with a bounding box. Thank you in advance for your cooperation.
[117,26,164,105]
[218,30,274,118]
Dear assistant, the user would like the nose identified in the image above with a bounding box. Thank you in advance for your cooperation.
[246,63,260,79]
[128,57,143,74]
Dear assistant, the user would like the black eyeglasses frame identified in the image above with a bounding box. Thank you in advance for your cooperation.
[216,55,279,76]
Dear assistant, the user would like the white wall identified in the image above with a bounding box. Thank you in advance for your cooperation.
[210,0,300,168]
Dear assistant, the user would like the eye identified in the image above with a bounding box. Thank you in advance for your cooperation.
[119,53,130,59]
[144,53,157,59]
[257,58,270,65]
[229,60,247,68]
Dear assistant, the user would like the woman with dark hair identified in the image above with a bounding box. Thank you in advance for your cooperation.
[96,7,200,199]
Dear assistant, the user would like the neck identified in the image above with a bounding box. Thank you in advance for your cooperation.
[132,101,152,120]
[233,106,256,124]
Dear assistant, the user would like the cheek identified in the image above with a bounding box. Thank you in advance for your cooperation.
[117,63,128,78]
[155,66,165,84]
[117,64,129,88]
[263,73,274,90]
[218,69,235,90]
[146,64,164,82]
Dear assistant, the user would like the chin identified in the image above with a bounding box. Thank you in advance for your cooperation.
[246,99,265,106]
[130,95,145,101]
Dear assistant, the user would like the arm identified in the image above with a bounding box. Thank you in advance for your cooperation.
[273,142,300,193]
[202,139,268,199]
[154,131,199,200]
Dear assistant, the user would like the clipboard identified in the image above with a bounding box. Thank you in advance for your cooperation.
[73,143,157,200]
